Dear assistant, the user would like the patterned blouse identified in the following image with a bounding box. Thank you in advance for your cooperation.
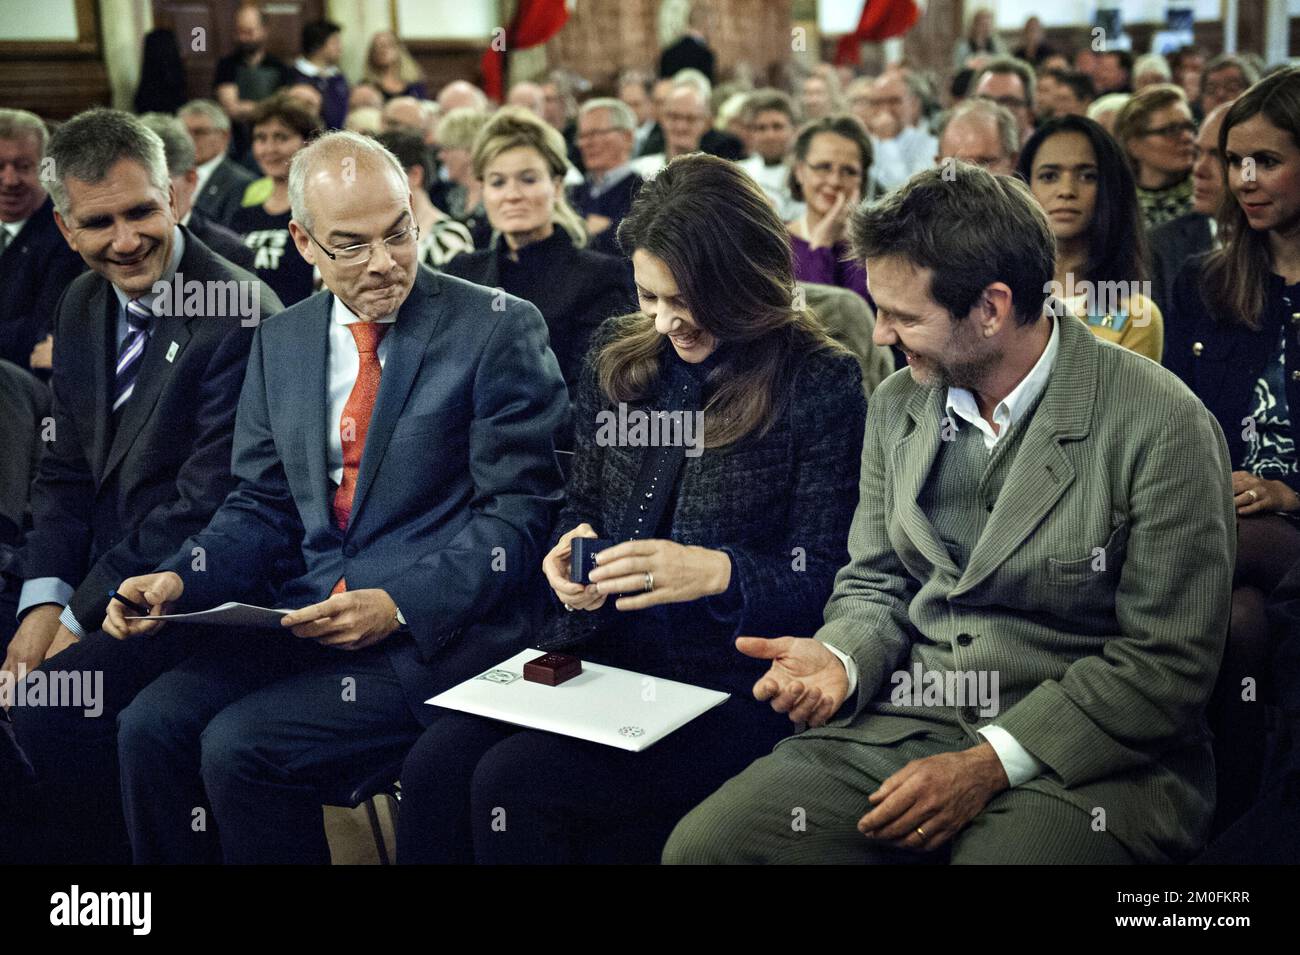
[1242,290,1299,485]
[1137,176,1194,231]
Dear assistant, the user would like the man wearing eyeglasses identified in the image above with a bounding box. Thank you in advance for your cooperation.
[858,71,938,192]
[103,131,570,863]
[973,57,1037,147]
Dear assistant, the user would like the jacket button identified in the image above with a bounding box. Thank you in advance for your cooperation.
[959,705,980,724]
[1291,312,1300,323]
[342,544,357,558]
[1292,371,1300,382]
[956,633,973,646]
[1192,341,1204,356]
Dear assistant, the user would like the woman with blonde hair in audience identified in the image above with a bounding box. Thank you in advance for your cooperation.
[363,31,427,101]
[1166,66,1300,826]
[1017,114,1164,361]
[442,106,632,418]
[396,154,867,864]
[1115,83,1198,228]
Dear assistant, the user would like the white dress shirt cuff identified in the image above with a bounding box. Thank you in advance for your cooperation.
[977,725,1045,787]
[822,642,858,697]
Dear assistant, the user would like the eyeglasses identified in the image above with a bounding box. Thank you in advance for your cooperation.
[576,127,623,140]
[1203,79,1247,98]
[805,161,863,181]
[304,225,420,264]
[976,93,1028,110]
[1142,121,1197,139]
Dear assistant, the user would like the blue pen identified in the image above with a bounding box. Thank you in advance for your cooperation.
[108,590,150,616]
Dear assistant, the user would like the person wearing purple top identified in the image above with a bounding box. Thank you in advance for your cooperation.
[290,20,350,131]
[787,116,873,304]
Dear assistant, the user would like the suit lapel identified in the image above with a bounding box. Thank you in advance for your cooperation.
[103,316,191,481]
[345,268,445,529]
[88,279,114,479]
[892,386,962,578]
[952,315,1096,596]
[299,297,332,531]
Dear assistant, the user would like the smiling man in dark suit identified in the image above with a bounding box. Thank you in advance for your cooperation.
[1,108,278,863]
[0,109,86,371]
[107,130,569,864]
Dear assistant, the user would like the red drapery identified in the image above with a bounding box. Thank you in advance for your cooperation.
[481,0,571,102]
[834,0,921,66]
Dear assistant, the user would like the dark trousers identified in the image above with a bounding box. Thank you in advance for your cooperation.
[395,695,792,864]
[117,628,423,864]
[4,626,202,864]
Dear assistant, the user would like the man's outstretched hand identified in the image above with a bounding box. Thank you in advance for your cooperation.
[737,636,850,727]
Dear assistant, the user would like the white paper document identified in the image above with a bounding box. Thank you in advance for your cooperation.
[426,649,730,752]
[126,601,296,629]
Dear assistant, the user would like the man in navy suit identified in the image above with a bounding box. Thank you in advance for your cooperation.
[0,109,86,371]
[107,131,569,863]
[2,109,277,865]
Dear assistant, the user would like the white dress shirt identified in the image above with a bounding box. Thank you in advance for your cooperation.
[193,153,224,202]
[823,314,1060,787]
[870,123,939,191]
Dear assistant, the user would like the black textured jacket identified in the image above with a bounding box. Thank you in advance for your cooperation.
[541,320,867,695]
[1165,256,1300,492]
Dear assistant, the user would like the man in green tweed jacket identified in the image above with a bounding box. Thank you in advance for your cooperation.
[664,164,1235,865]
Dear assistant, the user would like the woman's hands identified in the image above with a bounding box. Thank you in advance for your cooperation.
[588,538,731,611]
[543,523,608,612]
[806,186,859,251]
[1233,470,1300,516]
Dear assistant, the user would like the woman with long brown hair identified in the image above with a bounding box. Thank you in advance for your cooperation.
[1166,66,1300,827]
[396,154,868,864]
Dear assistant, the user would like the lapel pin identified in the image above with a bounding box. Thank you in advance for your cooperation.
[165,341,179,362]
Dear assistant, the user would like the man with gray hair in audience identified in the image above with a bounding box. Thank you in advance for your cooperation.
[177,99,256,227]
[934,98,1020,176]
[570,97,642,255]
[106,129,569,863]
[737,89,803,222]
[0,108,85,371]
[3,107,278,863]
[138,113,255,271]
[861,70,939,191]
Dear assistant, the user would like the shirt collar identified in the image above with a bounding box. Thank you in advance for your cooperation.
[944,313,1059,446]
[1,217,28,239]
[587,162,634,195]
[113,225,186,312]
[293,57,338,78]
[330,292,398,326]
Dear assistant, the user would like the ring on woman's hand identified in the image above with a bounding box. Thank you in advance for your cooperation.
[915,826,926,839]
[643,571,654,592]
[563,603,575,612]
[1247,489,1259,503]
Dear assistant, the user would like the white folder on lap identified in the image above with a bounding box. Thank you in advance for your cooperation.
[426,649,730,752]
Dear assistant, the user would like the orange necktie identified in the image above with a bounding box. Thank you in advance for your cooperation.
[331,321,390,594]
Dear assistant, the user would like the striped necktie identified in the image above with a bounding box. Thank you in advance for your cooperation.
[113,298,152,413]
